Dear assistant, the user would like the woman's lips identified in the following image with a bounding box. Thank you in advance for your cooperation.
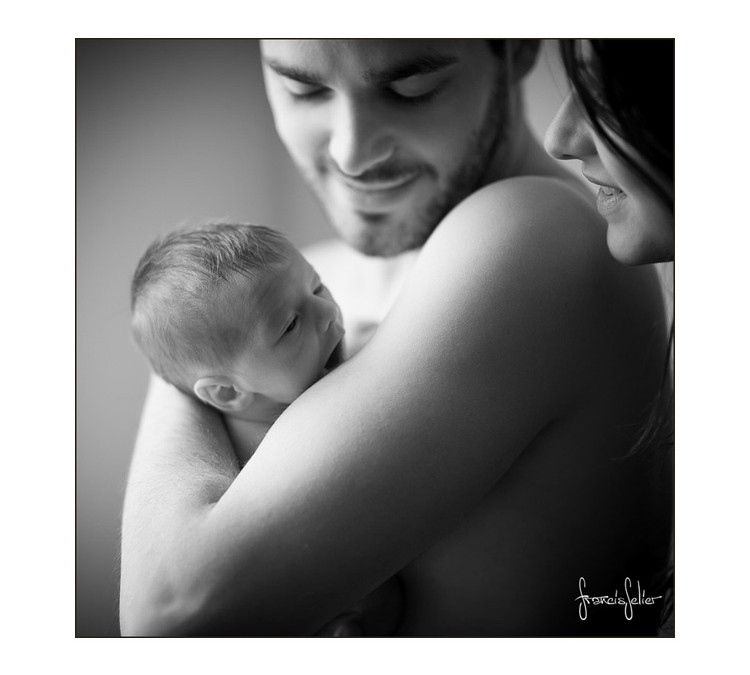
[595,186,626,217]
[582,172,626,218]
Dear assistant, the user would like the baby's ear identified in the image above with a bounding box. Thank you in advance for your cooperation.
[193,376,252,413]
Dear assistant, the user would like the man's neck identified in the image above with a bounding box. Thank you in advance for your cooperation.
[487,117,534,183]
[484,118,589,200]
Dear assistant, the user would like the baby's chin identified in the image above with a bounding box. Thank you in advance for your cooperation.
[322,337,346,376]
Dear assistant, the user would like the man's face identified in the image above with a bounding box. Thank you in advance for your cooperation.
[261,40,510,256]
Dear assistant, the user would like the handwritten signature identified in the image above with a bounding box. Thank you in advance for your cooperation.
[575,577,663,621]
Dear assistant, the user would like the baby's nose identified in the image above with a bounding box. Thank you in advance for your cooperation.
[316,300,339,332]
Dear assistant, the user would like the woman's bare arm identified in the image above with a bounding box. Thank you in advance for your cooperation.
[120,178,623,635]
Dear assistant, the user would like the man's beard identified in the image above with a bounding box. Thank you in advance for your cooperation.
[302,80,510,257]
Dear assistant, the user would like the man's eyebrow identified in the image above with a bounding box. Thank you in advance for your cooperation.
[263,59,321,84]
[263,53,460,85]
[365,53,459,84]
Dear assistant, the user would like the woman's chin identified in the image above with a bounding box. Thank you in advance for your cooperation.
[605,202,674,265]
[606,222,662,266]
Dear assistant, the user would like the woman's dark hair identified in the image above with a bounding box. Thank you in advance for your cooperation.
[561,38,675,455]
[561,39,675,634]
[560,39,674,212]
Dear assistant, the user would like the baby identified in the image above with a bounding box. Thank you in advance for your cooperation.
[131,222,400,634]
[131,222,346,464]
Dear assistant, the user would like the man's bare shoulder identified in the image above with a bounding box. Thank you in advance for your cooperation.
[415,176,612,299]
[441,175,599,253]
[385,174,663,389]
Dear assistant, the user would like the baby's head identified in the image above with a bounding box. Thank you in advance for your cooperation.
[131,223,345,418]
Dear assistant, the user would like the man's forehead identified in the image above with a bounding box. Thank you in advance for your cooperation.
[260,39,489,81]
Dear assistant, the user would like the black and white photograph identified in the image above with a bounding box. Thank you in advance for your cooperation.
[76,38,678,639]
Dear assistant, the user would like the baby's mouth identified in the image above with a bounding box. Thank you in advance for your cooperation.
[324,338,345,373]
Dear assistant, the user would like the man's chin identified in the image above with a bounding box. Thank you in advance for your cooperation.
[333,214,426,258]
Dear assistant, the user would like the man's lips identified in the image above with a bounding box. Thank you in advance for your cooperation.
[332,172,422,212]
[339,170,421,193]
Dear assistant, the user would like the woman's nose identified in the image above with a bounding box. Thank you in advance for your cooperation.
[544,91,593,161]
[328,96,395,177]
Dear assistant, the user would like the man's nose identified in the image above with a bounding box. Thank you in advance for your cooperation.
[328,96,395,177]
[544,91,593,161]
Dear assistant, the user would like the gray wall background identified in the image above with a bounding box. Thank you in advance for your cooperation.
[76,39,571,636]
